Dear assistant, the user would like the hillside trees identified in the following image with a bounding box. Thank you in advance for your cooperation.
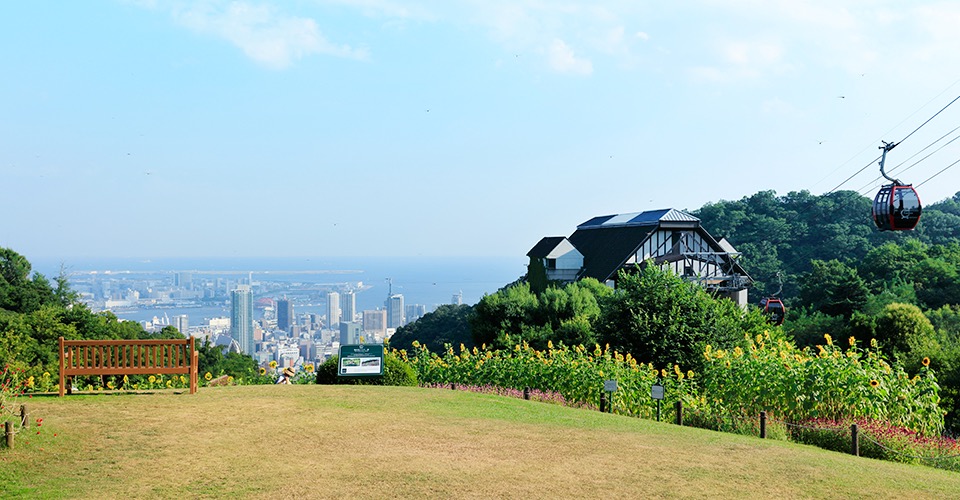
[389,304,474,354]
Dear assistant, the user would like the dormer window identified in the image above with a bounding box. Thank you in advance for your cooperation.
[546,258,557,270]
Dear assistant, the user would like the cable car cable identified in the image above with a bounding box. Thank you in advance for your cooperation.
[856,126,960,196]
[827,94,960,193]
[916,157,960,189]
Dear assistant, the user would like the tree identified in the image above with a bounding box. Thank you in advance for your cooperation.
[596,264,766,371]
[800,260,869,318]
[390,304,474,354]
[874,302,936,358]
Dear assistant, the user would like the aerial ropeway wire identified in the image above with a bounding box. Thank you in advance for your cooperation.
[829,93,960,195]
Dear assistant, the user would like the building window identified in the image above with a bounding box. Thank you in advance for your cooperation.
[546,258,556,270]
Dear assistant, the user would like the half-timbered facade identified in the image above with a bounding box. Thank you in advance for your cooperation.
[527,208,751,306]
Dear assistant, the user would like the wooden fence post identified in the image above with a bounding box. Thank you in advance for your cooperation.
[760,411,767,438]
[850,423,859,456]
[20,406,28,429]
[599,392,607,413]
[450,383,456,390]
[4,421,12,450]
[675,400,683,426]
[523,387,531,400]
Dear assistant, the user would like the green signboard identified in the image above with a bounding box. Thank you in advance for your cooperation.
[338,344,384,377]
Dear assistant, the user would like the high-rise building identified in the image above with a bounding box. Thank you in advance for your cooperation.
[277,298,294,332]
[342,291,356,322]
[362,309,387,336]
[230,285,254,354]
[339,322,361,344]
[452,290,463,305]
[327,291,341,329]
[387,294,405,328]
[174,272,193,289]
[406,304,427,324]
[172,314,189,336]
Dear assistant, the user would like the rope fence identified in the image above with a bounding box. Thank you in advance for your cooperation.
[425,383,960,471]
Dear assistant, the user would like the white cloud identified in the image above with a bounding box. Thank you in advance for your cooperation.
[167,1,368,69]
[547,38,593,75]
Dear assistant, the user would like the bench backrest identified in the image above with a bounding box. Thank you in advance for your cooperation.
[59,336,198,396]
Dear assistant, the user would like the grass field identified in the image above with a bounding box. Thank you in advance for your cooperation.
[3,385,960,499]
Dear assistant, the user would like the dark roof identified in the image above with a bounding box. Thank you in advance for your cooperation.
[568,225,657,281]
[526,236,567,258]
[576,208,698,230]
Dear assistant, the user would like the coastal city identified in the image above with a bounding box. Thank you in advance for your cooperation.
[68,269,466,370]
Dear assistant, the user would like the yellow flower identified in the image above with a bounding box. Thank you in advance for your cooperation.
[870,338,878,348]
[259,367,267,376]
[269,360,278,369]
[180,375,186,383]
[824,333,833,346]
[733,347,744,358]
[687,370,694,379]
[227,376,234,384]
[755,334,763,344]
[123,375,129,383]
[848,336,856,347]
[148,375,156,383]
[305,364,315,373]
[794,354,803,363]
[166,380,172,387]
[870,379,879,388]
[922,357,931,367]
[107,381,115,389]
[674,364,682,375]
[661,369,667,378]
[547,340,554,350]
[204,372,212,381]
[27,376,34,387]
[42,371,50,378]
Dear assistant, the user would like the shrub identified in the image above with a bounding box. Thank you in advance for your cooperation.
[315,353,417,386]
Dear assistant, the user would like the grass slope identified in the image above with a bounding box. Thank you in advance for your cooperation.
[3,385,960,498]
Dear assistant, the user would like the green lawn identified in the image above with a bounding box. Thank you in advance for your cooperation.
[3,385,960,498]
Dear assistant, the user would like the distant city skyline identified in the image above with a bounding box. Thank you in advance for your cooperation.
[4,1,960,260]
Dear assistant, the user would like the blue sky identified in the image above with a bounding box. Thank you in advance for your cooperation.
[3,1,960,261]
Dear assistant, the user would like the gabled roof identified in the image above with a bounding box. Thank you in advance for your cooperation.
[576,208,698,230]
[526,237,567,258]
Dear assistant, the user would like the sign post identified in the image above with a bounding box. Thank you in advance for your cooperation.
[651,379,665,422]
[338,344,385,377]
[603,380,617,414]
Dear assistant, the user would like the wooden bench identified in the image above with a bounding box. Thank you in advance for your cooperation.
[58,336,198,396]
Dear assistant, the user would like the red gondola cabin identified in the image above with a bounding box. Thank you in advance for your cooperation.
[760,297,785,326]
[873,183,922,231]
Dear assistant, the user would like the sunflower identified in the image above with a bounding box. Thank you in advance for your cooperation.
[922,357,931,367]
[269,360,278,369]
[204,372,212,381]
[870,379,880,388]
[259,367,267,376]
